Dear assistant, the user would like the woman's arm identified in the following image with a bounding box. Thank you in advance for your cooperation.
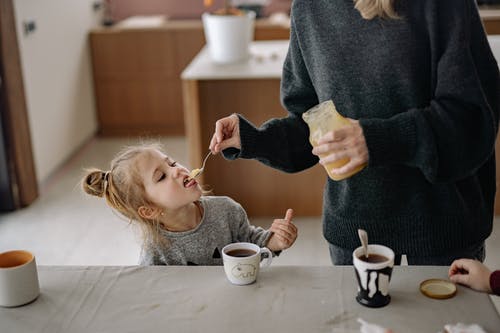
[360,0,499,183]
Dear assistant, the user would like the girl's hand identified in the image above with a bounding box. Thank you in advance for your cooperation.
[209,114,241,154]
[267,209,297,252]
[312,119,368,176]
[449,259,493,293]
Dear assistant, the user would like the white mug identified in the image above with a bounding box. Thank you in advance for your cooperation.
[222,242,272,285]
[0,250,40,307]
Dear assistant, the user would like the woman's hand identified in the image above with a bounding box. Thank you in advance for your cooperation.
[312,119,368,176]
[267,209,297,252]
[449,259,493,293]
[209,114,241,154]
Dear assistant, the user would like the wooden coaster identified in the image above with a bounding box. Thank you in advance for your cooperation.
[420,279,457,299]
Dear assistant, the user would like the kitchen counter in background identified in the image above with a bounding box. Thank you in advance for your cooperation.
[89,18,290,136]
[89,9,499,137]
[480,6,500,33]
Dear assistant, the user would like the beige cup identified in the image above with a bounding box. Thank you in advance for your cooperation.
[0,250,40,307]
[222,242,272,285]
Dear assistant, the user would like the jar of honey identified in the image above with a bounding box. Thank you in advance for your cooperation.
[302,100,366,180]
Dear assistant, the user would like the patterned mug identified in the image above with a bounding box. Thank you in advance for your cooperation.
[353,244,395,308]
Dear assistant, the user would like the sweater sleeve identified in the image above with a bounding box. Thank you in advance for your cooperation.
[359,0,499,183]
[231,200,272,247]
[491,270,500,296]
[223,11,320,173]
[138,245,165,266]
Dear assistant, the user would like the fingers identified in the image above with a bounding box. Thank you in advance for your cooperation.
[209,133,219,154]
[315,121,361,145]
[209,120,228,154]
[209,115,241,154]
[317,128,348,145]
[217,136,239,152]
[449,272,470,287]
[329,157,366,176]
[313,135,367,163]
[214,118,227,144]
[312,138,346,156]
[270,221,297,238]
[271,233,293,247]
[268,211,297,251]
[448,258,473,277]
[312,121,367,171]
[270,224,297,246]
[317,149,350,163]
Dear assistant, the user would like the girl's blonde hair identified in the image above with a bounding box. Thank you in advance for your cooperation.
[353,0,399,20]
[82,142,166,246]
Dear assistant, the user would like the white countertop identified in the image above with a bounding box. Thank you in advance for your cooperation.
[488,35,500,65]
[479,7,500,19]
[181,40,289,80]
[1,266,499,333]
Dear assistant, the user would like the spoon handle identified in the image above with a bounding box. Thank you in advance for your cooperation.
[358,229,369,258]
[200,151,211,170]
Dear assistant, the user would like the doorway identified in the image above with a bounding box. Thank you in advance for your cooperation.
[0,0,38,211]
[0,84,15,210]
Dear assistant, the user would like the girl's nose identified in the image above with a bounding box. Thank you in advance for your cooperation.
[171,165,186,178]
[172,166,181,178]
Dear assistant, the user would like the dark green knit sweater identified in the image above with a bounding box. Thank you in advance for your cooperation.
[226,0,500,256]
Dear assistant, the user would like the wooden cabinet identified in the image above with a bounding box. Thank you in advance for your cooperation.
[89,19,290,136]
[89,12,498,137]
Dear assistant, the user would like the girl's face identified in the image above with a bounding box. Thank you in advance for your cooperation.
[136,149,202,212]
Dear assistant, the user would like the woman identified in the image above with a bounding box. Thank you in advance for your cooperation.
[209,0,500,265]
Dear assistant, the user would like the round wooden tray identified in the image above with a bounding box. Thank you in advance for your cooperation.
[420,279,457,299]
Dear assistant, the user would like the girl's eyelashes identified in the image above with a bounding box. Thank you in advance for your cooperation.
[157,160,177,182]
[158,172,166,182]
[155,158,180,182]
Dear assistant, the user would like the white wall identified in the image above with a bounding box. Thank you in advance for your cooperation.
[489,35,500,66]
[13,0,100,184]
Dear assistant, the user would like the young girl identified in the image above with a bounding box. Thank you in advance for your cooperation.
[82,143,297,265]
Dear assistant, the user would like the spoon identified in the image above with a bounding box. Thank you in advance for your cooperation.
[189,151,212,179]
[358,229,369,259]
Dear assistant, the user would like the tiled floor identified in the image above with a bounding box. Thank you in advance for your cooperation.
[0,136,498,312]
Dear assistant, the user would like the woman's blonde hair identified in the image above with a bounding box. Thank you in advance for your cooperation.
[82,142,167,246]
[353,0,399,20]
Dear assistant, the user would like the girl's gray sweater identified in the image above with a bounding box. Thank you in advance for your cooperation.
[139,196,271,265]
[225,0,500,256]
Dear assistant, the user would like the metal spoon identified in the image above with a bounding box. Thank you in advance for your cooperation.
[358,229,369,259]
[189,151,212,179]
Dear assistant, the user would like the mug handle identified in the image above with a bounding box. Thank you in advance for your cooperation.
[259,247,273,269]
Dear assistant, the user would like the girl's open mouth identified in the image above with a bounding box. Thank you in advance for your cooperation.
[183,176,196,188]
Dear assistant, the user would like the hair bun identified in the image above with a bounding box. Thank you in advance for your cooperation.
[82,169,107,198]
